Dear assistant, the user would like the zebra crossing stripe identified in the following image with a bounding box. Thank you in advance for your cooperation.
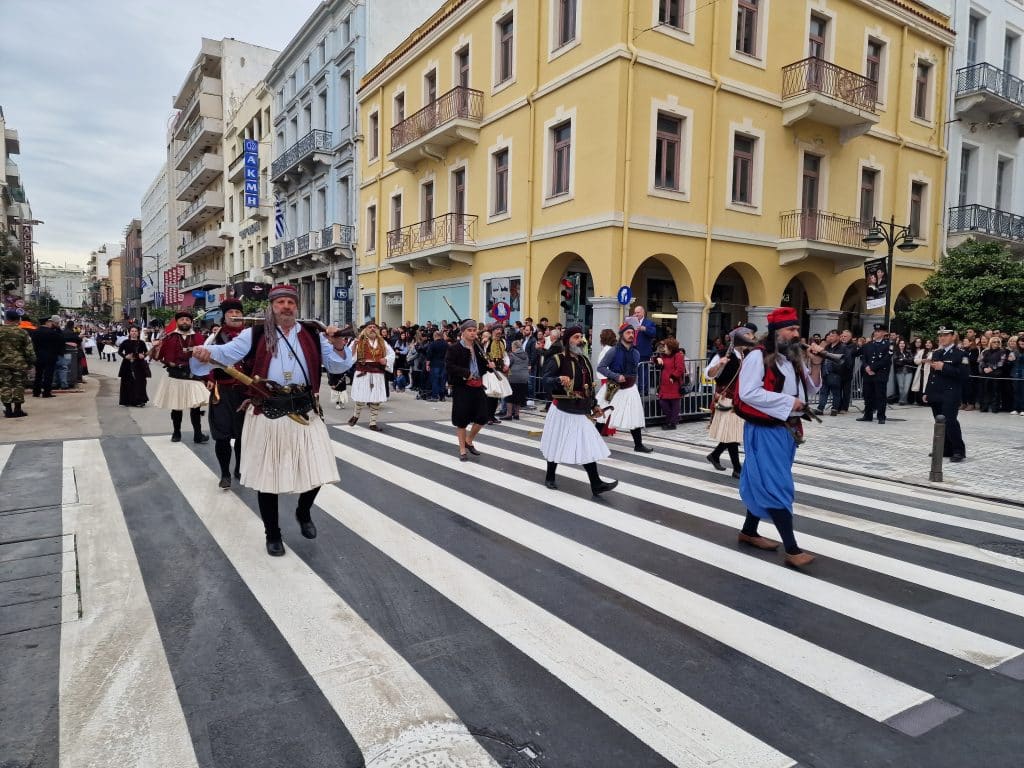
[334,431,947,723]
[0,443,13,477]
[314,480,797,768]
[142,437,502,768]
[380,423,1023,671]
[59,440,199,768]
[504,425,1024,575]
[410,423,1024,619]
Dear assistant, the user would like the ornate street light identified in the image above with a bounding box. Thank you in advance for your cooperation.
[862,215,919,328]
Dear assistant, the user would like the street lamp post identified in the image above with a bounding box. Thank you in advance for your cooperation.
[861,215,920,329]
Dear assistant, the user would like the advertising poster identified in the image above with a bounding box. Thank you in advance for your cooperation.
[865,257,888,310]
[484,276,520,324]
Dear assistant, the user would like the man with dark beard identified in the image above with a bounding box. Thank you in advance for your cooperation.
[191,285,353,556]
[596,322,653,453]
[204,299,248,488]
[539,327,617,495]
[152,311,209,443]
[734,307,824,568]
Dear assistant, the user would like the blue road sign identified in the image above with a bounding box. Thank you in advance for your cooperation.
[617,286,632,305]
[192,290,206,298]
[334,286,350,301]
[243,139,259,153]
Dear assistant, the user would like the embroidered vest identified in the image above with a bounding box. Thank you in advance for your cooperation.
[245,323,323,393]
[734,347,809,427]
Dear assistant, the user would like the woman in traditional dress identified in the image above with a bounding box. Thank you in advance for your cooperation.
[117,326,151,407]
[704,323,756,478]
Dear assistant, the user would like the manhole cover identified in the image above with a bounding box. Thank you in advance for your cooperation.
[367,722,542,767]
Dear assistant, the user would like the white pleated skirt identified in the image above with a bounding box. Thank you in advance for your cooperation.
[708,407,745,444]
[152,377,209,411]
[596,384,646,430]
[240,410,340,494]
[350,373,388,403]
[540,404,611,465]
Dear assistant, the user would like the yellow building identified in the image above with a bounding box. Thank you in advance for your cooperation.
[357,0,953,355]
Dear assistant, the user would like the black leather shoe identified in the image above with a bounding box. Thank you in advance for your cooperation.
[592,480,619,496]
[233,468,241,479]
[219,475,231,489]
[368,424,384,432]
[731,469,741,479]
[171,432,182,443]
[877,418,886,424]
[194,433,210,444]
[634,445,653,454]
[544,480,558,490]
[266,538,285,556]
[465,443,481,456]
[706,454,726,471]
[856,416,873,422]
[951,454,964,463]
[297,518,317,539]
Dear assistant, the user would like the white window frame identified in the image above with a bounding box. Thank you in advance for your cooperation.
[803,4,836,62]
[419,172,437,223]
[542,107,577,207]
[995,152,1015,211]
[730,0,770,70]
[725,122,765,215]
[492,2,518,94]
[957,141,979,208]
[911,54,937,126]
[906,173,931,244]
[652,0,695,46]
[548,0,582,60]
[488,137,514,223]
[863,29,890,110]
[856,159,884,224]
[367,110,380,160]
[648,99,693,202]
[392,88,407,127]
[452,37,472,89]
[795,145,830,213]
[1005,23,1024,76]
[448,159,471,216]
[365,203,377,254]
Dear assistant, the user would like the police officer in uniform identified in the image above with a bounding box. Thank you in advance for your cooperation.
[857,323,892,424]
[925,327,968,462]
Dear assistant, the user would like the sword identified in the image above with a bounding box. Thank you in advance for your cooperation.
[211,364,309,426]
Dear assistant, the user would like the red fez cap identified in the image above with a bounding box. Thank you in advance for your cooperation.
[767,307,800,331]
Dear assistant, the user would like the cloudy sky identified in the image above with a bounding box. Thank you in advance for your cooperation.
[1,0,320,268]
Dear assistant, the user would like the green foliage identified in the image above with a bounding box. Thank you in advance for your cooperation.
[0,232,24,284]
[148,307,175,324]
[24,291,60,321]
[242,297,268,318]
[901,240,1024,336]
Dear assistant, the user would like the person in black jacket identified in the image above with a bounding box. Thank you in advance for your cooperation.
[925,328,968,461]
[857,324,893,423]
[30,316,67,398]
[445,320,495,461]
[978,336,1008,413]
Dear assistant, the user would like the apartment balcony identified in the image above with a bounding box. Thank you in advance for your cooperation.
[227,152,247,183]
[176,191,225,232]
[177,232,226,264]
[180,268,227,291]
[388,86,484,170]
[270,130,332,184]
[5,158,20,183]
[321,222,355,250]
[781,58,879,143]
[263,224,355,274]
[777,210,873,271]
[386,213,477,273]
[4,128,19,156]
[175,152,221,202]
[174,116,224,171]
[948,204,1024,248]
[954,63,1024,129]
[173,76,222,138]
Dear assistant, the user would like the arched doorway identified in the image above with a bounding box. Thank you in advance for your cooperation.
[628,255,694,340]
[892,284,925,338]
[536,252,596,328]
[781,277,810,338]
[839,280,866,336]
[709,266,749,345]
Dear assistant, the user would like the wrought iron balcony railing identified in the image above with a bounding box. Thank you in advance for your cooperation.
[780,210,870,249]
[387,213,478,259]
[390,86,485,153]
[270,129,332,180]
[322,223,355,247]
[955,62,1024,106]
[782,58,878,112]
[948,204,1024,242]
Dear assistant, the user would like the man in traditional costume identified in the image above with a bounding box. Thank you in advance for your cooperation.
[346,320,394,432]
[205,299,248,488]
[704,323,757,478]
[152,311,209,443]
[191,285,353,556]
[539,326,618,495]
[596,322,653,453]
[733,307,823,568]
[445,319,495,461]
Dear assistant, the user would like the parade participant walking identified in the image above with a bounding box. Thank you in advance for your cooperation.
[485,324,510,422]
[704,323,756,478]
[30,316,66,399]
[0,309,35,418]
[204,300,248,488]
[596,323,653,453]
[445,319,495,461]
[925,328,968,462]
[191,284,353,556]
[346,321,395,432]
[539,327,618,495]
[152,311,209,444]
[857,324,892,423]
[734,307,823,568]
[117,326,150,407]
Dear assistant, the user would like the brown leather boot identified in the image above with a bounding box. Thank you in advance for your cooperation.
[738,532,780,551]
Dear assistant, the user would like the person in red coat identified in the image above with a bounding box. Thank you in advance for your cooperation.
[655,337,686,429]
[151,311,209,443]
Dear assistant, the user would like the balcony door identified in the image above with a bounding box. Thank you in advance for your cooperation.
[807,15,828,91]
[452,168,466,243]
[800,154,821,239]
[422,182,434,239]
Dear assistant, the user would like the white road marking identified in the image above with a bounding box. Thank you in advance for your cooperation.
[59,440,200,768]
[335,432,937,721]
[144,437,501,768]
[0,442,14,477]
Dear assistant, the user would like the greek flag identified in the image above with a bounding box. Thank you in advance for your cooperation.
[274,196,285,239]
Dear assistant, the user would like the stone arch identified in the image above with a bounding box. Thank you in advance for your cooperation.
[708,264,762,343]
[780,271,829,338]
[892,283,926,338]
[535,250,600,327]
[839,279,866,335]
[626,254,697,339]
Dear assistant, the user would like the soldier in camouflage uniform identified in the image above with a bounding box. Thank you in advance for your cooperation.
[1,309,35,418]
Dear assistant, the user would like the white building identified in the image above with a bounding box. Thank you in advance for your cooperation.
[141,164,170,309]
[37,264,87,310]
[943,0,1024,255]
[1,105,34,293]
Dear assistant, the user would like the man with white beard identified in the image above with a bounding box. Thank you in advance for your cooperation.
[539,327,618,495]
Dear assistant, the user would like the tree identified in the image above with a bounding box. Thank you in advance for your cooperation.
[242,297,268,318]
[0,231,24,286]
[25,290,60,321]
[901,239,1024,336]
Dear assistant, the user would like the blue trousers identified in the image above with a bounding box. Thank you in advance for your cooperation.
[430,364,446,399]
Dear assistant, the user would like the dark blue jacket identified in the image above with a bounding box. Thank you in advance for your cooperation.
[597,343,640,379]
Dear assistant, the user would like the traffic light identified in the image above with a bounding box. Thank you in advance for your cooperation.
[559,277,574,312]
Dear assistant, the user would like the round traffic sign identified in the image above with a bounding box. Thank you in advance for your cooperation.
[617,286,632,305]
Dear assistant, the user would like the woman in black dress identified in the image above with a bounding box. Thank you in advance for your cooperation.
[118,326,151,407]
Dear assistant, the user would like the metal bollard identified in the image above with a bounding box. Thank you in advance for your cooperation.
[929,415,945,483]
